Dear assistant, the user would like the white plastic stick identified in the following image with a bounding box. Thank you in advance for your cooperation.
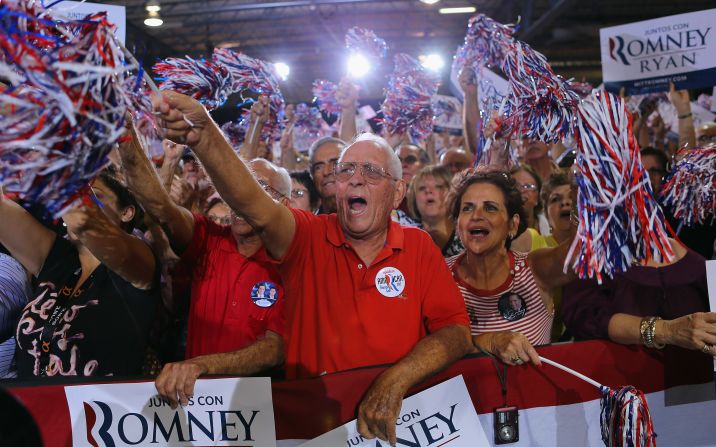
[539,356,604,389]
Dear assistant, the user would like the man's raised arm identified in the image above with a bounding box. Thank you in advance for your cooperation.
[151,91,296,259]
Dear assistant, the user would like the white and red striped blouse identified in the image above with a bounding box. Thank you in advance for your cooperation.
[446,250,553,346]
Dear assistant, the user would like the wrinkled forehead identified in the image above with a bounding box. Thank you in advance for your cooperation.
[340,141,389,168]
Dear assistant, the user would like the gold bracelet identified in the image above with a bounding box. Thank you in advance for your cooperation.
[642,316,665,349]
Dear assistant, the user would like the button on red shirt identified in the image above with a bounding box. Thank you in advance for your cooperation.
[272,209,469,379]
[177,213,285,358]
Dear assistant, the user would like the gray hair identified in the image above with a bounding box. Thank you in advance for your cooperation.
[339,133,402,180]
[308,137,346,165]
[248,158,292,198]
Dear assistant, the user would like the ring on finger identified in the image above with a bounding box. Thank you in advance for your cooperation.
[702,344,712,354]
[511,356,523,365]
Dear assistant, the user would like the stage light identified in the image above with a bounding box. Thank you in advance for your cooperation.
[347,54,371,78]
[274,62,290,80]
[144,11,163,27]
[419,0,441,4]
[145,0,161,13]
[439,6,476,14]
[421,54,444,71]
[144,1,163,27]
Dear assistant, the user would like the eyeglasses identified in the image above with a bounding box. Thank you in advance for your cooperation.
[697,134,716,144]
[517,183,538,192]
[258,179,287,201]
[208,214,233,225]
[399,155,419,165]
[291,189,307,198]
[334,162,396,184]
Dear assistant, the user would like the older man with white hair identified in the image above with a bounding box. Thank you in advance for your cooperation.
[152,91,472,445]
[117,126,289,408]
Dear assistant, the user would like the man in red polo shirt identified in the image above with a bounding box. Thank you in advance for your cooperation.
[153,91,472,445]
[117,125,288,407]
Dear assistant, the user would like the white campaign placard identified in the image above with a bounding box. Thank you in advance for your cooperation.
[48,1,126,44]
[600,9,716,94]
[64,377,276,447]
[298,375,489,447]
[431,94,463,130]
[706,260,716,374]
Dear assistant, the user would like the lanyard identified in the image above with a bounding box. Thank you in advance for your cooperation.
[38,266,98,377]
[490,355,509,407]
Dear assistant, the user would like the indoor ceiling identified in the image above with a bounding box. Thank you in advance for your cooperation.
[101,0,714,103]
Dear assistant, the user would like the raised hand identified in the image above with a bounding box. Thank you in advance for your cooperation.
[151,91,211,147]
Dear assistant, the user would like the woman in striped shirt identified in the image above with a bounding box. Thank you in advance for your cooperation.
[446,170,576,367]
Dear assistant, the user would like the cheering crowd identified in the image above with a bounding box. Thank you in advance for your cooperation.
[2,27,716,447]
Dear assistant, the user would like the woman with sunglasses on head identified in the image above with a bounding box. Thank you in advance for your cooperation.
[0,171,159,378]
[446,169,577,367]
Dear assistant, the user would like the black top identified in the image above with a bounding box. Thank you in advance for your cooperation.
[15,236,157,378]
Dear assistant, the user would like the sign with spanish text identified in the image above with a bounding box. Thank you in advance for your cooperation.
[48,1,126,44]
[600,9,716,95]
[64,377,276,446]
[298,375,488,447]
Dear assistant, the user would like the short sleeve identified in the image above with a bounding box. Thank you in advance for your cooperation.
[419,234,470,333]
[178,213,211,268]
[261,208,317,267]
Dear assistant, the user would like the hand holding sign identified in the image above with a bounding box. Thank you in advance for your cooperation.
[357,371,408,445]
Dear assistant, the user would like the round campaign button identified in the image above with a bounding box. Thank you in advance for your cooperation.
[498,291,527,322]
[374,267,406,298]
[251,281,279,308]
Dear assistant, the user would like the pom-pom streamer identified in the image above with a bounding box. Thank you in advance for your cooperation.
[567,91,674,282]
[660,146,716,229]
[381,53,440,142]
[345,26,388,60]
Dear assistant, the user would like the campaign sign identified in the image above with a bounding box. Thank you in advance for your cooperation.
[600,9,716,95]
[64,377,276,447]
[298,375,489,447]
[431,95,463,130]
[48,1,126,44]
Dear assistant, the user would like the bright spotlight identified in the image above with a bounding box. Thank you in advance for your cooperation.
[421,54,444,71]
[274,62,290,80]
[419,0,441,4]
[347,54,371,78]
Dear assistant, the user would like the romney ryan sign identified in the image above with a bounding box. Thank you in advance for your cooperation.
[600,9,716,95]
[64,377,276,447]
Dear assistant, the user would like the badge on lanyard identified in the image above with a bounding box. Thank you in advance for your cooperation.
[251,281,279,308]
[374,267,406,298]
[498,291,527,322]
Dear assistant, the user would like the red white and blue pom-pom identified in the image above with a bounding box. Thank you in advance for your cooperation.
[660,145,716,229]
[220,118,248,152]
[312,79,340,115]
[540,356,656,447]
[501,40,580,143]
[0,2,140,216]
[567,90,674,282]
[600,386,657,447]
[212,48,285,141]
[453,13,515,77]
[382,53,441,142]
[153,57,232,110]
[345,26,388,59]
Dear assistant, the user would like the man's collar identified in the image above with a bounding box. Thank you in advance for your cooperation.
[326,214,404,251]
